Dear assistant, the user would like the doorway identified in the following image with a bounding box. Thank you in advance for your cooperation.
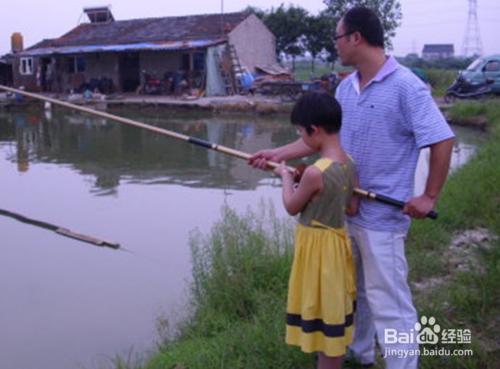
[119,53,140,92]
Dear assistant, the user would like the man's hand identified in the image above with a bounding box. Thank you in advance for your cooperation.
[403,194,437,219]
[248,149,282,170]
[248,139,315,171]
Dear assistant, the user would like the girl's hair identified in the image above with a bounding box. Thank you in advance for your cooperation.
[290,92,342,135]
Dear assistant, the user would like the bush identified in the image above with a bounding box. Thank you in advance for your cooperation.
[425,68,458,97]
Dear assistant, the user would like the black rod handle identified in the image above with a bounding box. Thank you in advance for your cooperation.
[374,193,438,220]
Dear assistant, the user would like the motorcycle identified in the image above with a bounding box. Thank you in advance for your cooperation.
[444,73,494,103]
[141,71,164,95]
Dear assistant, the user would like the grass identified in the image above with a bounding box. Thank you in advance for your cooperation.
[424,68,458,97]
[142,203,313,369]
[290,60,332,82]
[447,100,492,122]
[405,101,500,368]
[135,102,500,369]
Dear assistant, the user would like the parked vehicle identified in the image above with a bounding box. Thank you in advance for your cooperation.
[444,73,494,103]
[445,55,500,103]
[141,71,164,95]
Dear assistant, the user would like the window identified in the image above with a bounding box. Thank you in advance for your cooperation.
[181,54,190,71]
[66,56,86,74]
[20,57,34,75]
[485,61,500,72]
[466,58,484,72]
[193,52,206,71]
[181,52,206,71]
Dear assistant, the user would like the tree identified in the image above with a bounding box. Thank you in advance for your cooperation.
[247,5,339,70]
[323,0,402,49]
[303,12,336,73]
[243,6,265,20]
[261,5,308,70]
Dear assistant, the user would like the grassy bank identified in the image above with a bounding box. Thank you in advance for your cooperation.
[405,100,500,367]
[425,68,457,97]
[138,101,499,369]
[144,203,313,369]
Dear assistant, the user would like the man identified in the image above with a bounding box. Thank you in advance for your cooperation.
[249,6,454,369]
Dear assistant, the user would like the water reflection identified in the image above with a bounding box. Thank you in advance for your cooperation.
[0,109,297,194]
[414,125,484,196]
[1,109,486,198]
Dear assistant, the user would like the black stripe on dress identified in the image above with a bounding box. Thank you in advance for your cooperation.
[286,301,356,338]
[287,313,353,337]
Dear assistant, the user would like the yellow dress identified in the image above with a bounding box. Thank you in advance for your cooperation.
[286,158,357,357]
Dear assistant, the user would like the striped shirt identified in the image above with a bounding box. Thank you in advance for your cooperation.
[336,56,454,232]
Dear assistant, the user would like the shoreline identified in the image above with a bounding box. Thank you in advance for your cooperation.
[0,92,293,115]
[1,92,496,129]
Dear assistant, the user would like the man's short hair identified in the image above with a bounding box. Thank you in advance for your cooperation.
[343,6,384,48]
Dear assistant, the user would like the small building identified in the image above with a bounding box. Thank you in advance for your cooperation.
[422,44,454,60]
[12,7,277,95]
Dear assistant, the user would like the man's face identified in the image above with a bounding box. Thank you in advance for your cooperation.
[334,19,355,66]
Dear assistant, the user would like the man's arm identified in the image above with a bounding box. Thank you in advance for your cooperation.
[249,138,316,170]
[404,137,454,218]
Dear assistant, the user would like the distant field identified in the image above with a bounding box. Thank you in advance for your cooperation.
[282,59,333,81]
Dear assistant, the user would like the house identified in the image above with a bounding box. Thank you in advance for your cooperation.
[12,7,277,95]
[422,44,454,60]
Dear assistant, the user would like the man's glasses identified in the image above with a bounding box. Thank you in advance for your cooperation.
[332,31,354,42]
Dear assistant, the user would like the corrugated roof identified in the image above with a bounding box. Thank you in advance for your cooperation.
[40,11,249,48]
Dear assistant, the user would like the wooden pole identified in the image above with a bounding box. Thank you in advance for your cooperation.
[0,208,120,249]
[0,85,438,219]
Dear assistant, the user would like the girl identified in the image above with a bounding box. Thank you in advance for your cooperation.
[274,92,358,369]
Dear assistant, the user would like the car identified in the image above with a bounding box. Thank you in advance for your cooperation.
[460,55,500,94]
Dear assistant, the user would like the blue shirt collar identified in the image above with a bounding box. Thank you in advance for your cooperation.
[350,55,400,94]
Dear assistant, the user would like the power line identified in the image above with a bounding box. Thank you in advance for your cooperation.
[462,0,483,56]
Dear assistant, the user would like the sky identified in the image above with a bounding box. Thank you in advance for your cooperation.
[1,0,499,57]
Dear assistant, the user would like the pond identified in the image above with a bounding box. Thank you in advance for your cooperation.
[0,107,483,369]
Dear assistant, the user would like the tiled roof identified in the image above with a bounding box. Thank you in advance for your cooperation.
[48,11,250,48]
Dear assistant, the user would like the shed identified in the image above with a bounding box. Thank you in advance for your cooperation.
[13,8,276,95]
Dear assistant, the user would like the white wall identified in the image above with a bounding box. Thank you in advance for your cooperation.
[228,14,276,72]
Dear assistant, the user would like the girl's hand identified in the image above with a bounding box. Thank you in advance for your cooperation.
[273,161,289,178]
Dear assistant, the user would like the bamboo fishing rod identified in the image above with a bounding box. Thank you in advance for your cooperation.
[0,208,120,249]
[0,85,438,219]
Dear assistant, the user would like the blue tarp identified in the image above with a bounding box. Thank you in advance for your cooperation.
[20,39,225,56]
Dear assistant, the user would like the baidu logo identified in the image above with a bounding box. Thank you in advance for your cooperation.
[415,316,441,344]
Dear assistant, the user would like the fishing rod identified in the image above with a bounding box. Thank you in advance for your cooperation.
[0,208,120,249]
[0,85,438,219]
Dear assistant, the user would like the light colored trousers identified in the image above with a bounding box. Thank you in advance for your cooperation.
[348,222,419,369]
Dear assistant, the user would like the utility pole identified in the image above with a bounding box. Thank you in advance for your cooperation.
[220,0,224,36]
[462,0,483,57]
